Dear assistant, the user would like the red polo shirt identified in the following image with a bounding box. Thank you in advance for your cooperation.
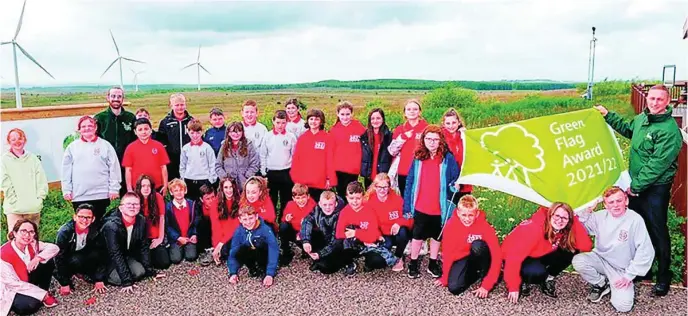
[122,139,170,188]
[415,154,441,216]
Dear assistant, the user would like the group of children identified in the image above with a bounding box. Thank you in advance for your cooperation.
[1,93,657,315]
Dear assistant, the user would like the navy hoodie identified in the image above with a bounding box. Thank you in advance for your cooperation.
[228,218,279,277]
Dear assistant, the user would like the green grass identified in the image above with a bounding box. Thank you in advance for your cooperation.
[1,85,684,284]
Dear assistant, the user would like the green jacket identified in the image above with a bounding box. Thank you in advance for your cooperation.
[605,107,683,194]
[94,107,136,160]
[1,151,48,215]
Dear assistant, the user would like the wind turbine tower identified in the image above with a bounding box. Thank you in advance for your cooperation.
[181,45,211,91]
[101,30,145,89]
[131,69,144,92]
[1,0,55,109]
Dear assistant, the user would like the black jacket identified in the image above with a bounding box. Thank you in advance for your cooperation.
[300,196,345,258]
[360,126,393,178]
[54,220,107,286]
[101,209,156,286]
[157,111,194,157]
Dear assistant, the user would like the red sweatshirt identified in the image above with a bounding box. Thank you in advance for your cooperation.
[173,201,191,238]
[142,193,166,239]
[443,129,472,193]
[392,119,428,176]
[242,198,277,227]
[207,200,240,247]
[367,192,413,235]
[501,207,593,292]
[439,210,501,291]
[281,198,316,232]
[290,130,337,189]
[336,204,382,244]
[330,120,366,175]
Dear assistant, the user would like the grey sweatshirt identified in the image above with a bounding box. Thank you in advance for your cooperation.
[576,208,655,279]
[62,137,121,202]
[215,141,260,189]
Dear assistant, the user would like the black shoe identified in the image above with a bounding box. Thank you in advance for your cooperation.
[651,283,670,297]
[279,252,294,267]
[520,283,531,297]
[309,262,320,272]
[540,279,557,298]
[587,279,611,303]
[301,251,310,259]
[407,259,421,279]
[426,259,442,278]
[344,262,357,277]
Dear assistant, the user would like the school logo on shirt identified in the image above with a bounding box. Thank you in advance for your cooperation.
[200,150,205,157]
[314,142,326,150]
[359,221,369,230]
[415,133,422,140]
[618,229,629,242]
[283,139,289,147]
[467,234,483,243]
[122,122,132,131]
[255,132,260,139]
[388,211,400,220]
[152,148,158,155]
[209,136,214,140]
[94,147,101,156]
[349,135,360,143]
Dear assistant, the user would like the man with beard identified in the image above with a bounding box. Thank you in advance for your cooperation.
[95,87,136,194]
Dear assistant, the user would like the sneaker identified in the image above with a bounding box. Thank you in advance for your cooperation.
[199,249,213,267]
[427,259,442,278]
[540,279,557,298]
[407,259,421,279]
[309,262,321,272]
[344,262,357,277]
[587,280,611,303]
[520,283,531,297]
[279,251,294,267]
[300,251,310,259]
[43,293,58,308]
[392,257,405,272]
[651,283,670,297]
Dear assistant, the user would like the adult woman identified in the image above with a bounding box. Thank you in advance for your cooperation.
[285,98,307,138]
[501,202,593,303]
[389,99,428,195]
[62,116,121,224]
[215,122,260,189]
[366,173,411,272]
[330,101,366,198]
[402,125,460,279]
[1,220,59,315]
[135,175,170,269]
[1,128,48,230]
[360,108,393,188]
[441,109,472,202]
[290,109,337,199]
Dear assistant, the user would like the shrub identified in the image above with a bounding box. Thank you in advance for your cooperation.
[423,86,478,110]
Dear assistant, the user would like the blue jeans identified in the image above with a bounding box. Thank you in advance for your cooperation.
[383,226,411,258]
[629,183,673,284]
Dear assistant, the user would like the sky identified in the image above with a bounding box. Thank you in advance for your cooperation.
[0,0,687,87]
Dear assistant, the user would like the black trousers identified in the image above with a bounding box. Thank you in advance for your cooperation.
[55,250,106,286]
[335,171,359,201]
[72,198,111,227]
[184,179,211,203]
[12,260,55,315]
[150,243,171,270]
[196,215,213,251]
[307,231,350,274]
[168,153,181,182]
[629,183,672,284]
[363,178,373,190]
[398,175,408,199]
[267,168,294,219]
[447,240,491,295]
[308,188,326,201]
[279,222,298,254]
[520,248,575,285]
[236,245,269,273]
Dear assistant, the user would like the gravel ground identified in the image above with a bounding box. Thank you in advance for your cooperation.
[34,256,686,316]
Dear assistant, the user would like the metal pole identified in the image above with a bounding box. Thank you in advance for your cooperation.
[12,44,22,109]
[586,27,597,100]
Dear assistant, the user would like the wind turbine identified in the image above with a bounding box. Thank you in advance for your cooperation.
[101,30,144,89]
[181,45,211,91]
[1,0,55,109]
[130,68,144,92]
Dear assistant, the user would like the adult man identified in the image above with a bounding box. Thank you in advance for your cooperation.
[95,87,136,194]
[101,193,164,293]
[595,84,683,296]
[158,93,193,181]
[572,187,654,312]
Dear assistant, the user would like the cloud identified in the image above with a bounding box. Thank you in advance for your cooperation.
[1,0,686,87]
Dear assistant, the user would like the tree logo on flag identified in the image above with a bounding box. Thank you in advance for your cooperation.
[480,124,545,186]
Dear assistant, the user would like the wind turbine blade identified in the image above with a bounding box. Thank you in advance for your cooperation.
[181,63,196,70]
[197,45,201,62]
[122,57,145,64]
[199,64,211,75]
[101,58,120,78]
[15,43,55,79]
[130,68,136,74]
[109,30,120,56]
[14,0,27,41]
[1,42,11,45]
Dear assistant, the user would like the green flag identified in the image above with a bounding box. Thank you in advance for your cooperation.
[458,108,630,210]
